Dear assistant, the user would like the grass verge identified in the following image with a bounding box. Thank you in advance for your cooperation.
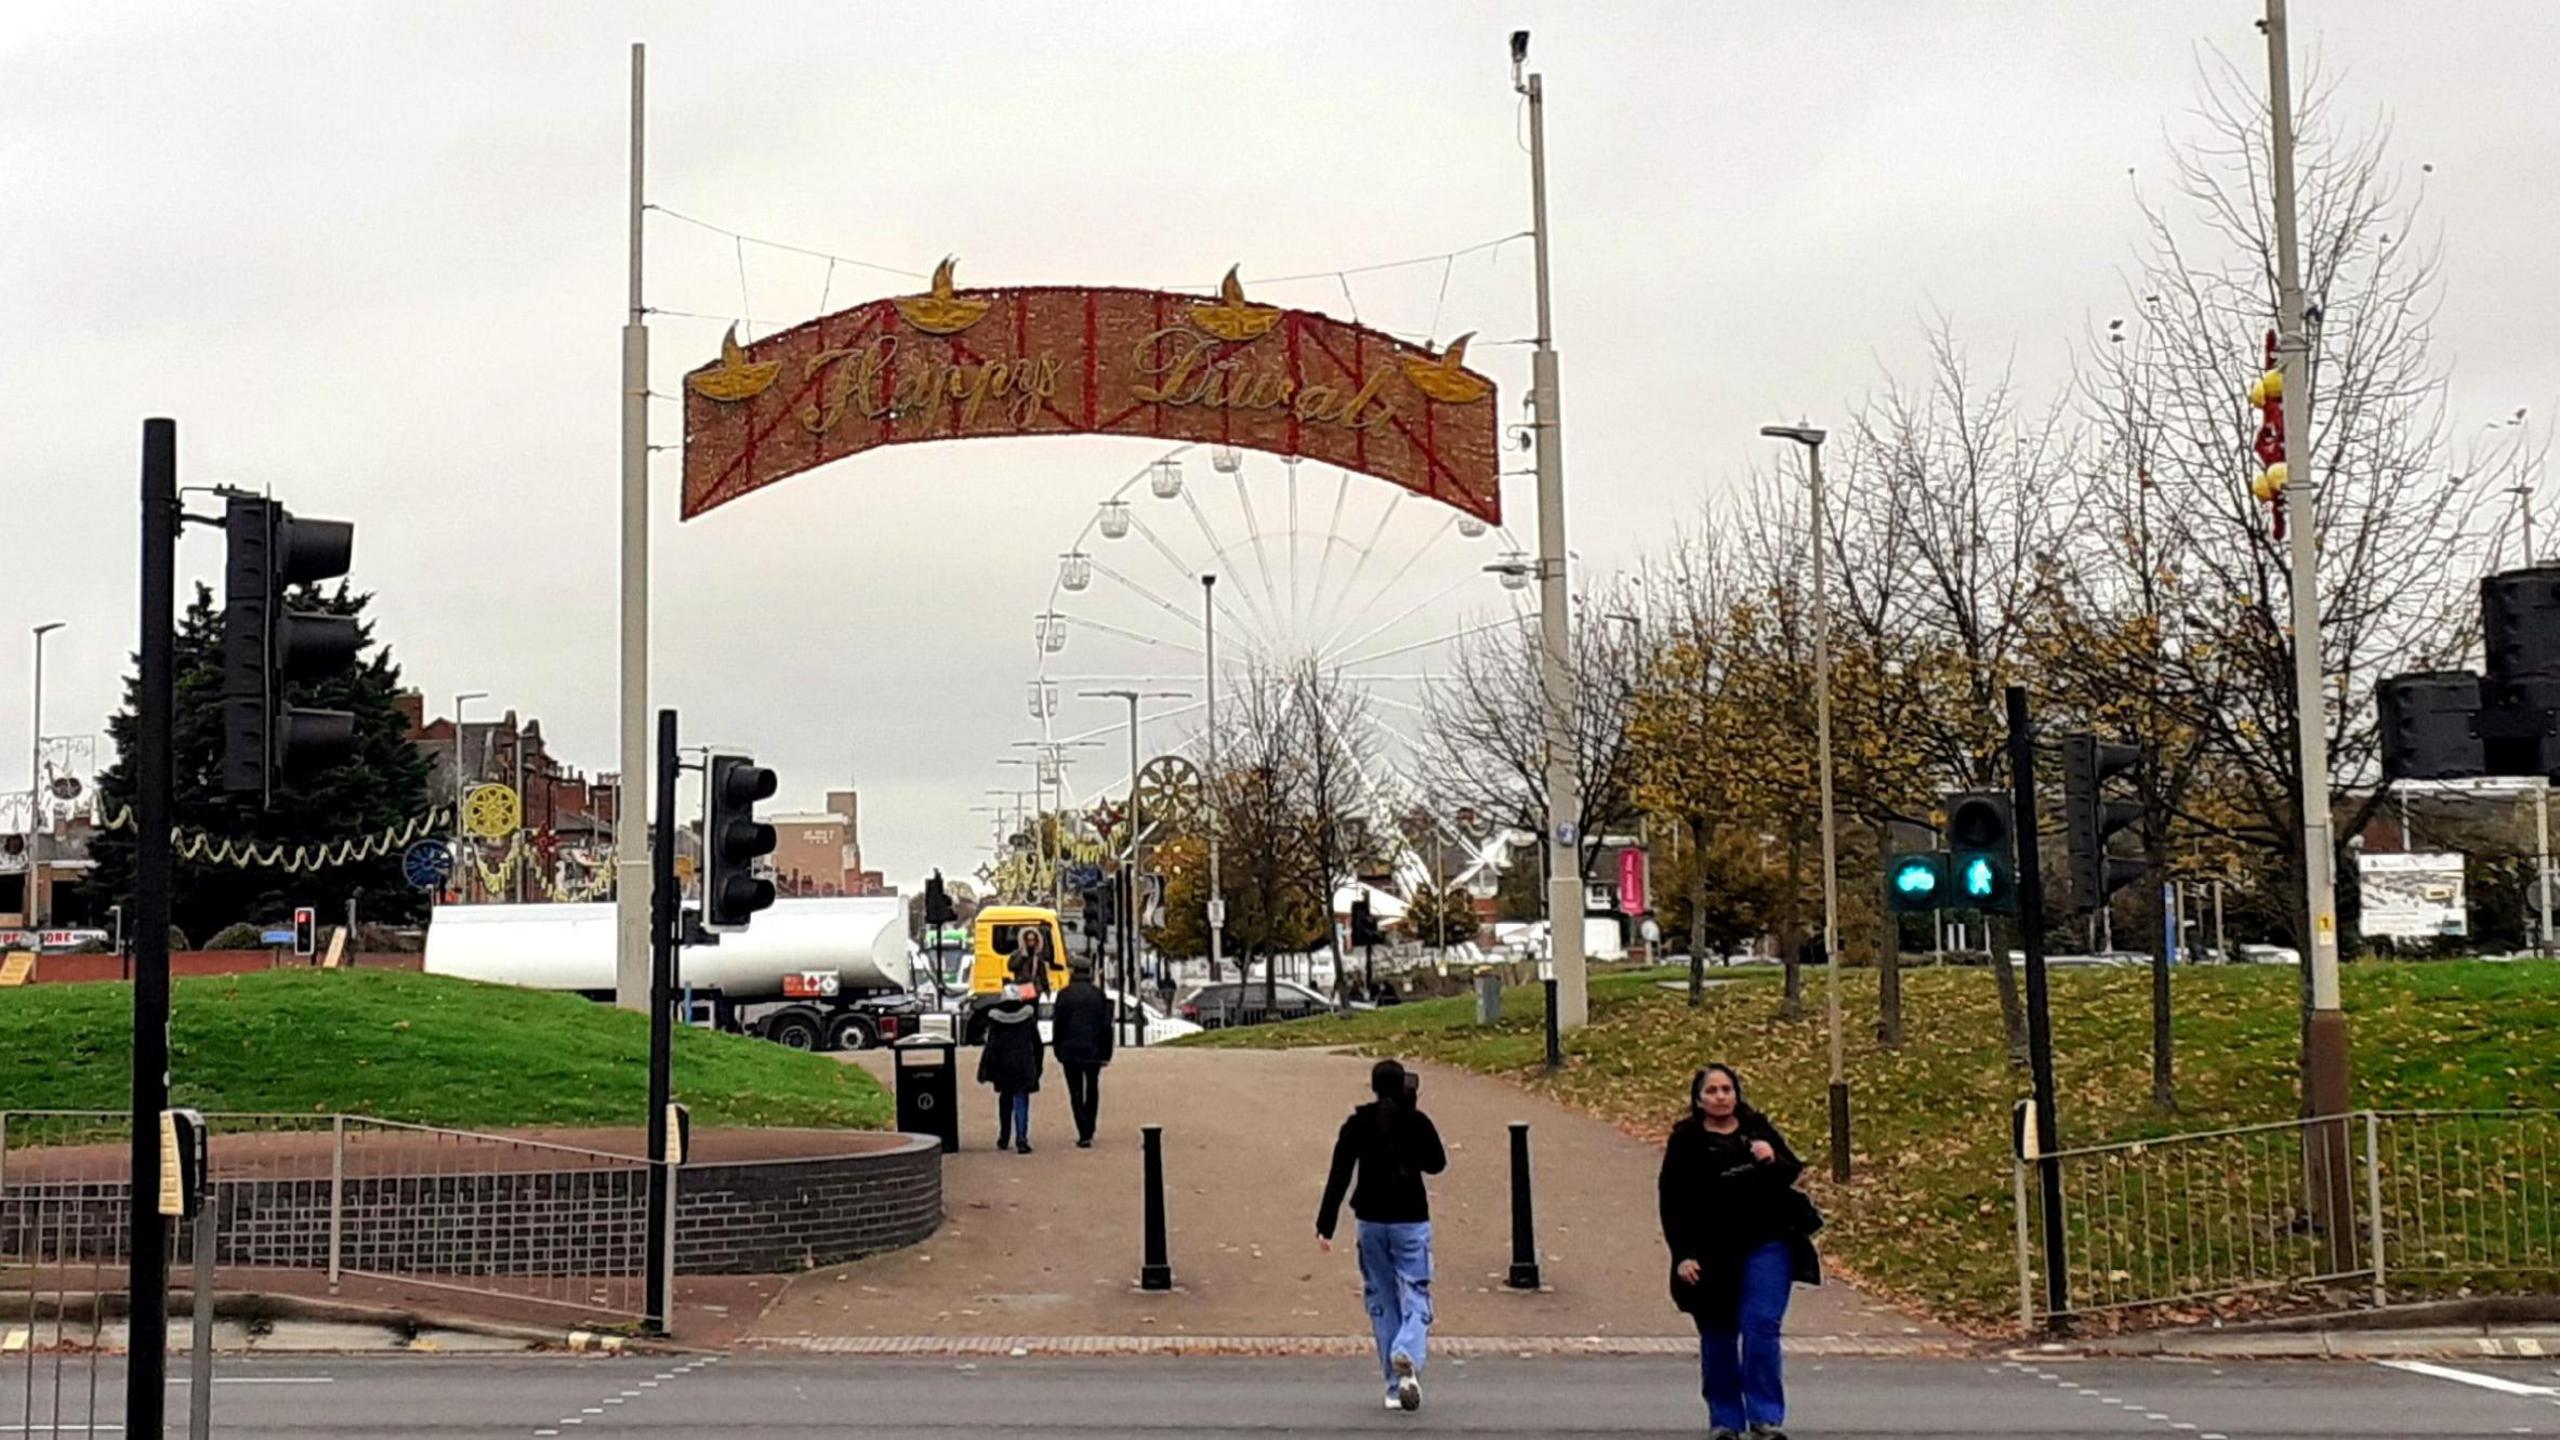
[1182,959,2560,1329]
[0,967,890,1131]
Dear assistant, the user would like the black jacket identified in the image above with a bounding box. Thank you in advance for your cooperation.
[1050,978,1115,1067]
[1315,1100,1446,1240]
[1658,1108,1821,1321]
[975,989,1045,1093]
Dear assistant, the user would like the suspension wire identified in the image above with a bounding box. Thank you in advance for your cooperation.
[1086,553,1209,637]
[1307,470,1354,628]
[1315,509,1465,654]
[1334,609,1531,672]
[1232,467,1288,639]
[1179,485,1284,647]
[1311,489,1408,640]
[1057,610,1205,656]
[645,204,925,278]
[1288,462,1304,632]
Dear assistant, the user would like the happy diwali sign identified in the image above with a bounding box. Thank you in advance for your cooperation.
[680,261,1501,524]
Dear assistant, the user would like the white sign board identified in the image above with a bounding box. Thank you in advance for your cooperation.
[2357,851,2467,939]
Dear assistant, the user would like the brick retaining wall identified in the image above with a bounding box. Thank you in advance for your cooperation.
[0,1133,940,1278]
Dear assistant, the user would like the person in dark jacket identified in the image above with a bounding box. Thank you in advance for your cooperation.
[1658,1063,1820,1439]
[975,941,1047,1154]
[1049,956,1115,1147]
[1316,1059,1447,1413]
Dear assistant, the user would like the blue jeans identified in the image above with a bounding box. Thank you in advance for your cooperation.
[1356,1220,1433,1390]
[1698,1240,1792,1431]
[996,1090,1031,1145]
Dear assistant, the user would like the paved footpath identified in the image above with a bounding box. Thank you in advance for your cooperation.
[14,1352,2560,1436]
[748,1046,1943,1350]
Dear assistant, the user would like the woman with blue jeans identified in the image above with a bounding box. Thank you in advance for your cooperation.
[1316,1059,1446,1413]
[1658,1064,1821,1440]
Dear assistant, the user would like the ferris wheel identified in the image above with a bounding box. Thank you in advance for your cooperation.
[1022,443,1527,897]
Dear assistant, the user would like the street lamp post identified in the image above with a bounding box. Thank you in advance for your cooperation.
[1761,423,1850,1183]
[1203,575,1225,981]
[26,622,64,926]
[1512,29,1588,1032]
[1083,689,1190,1048]
[453,691,489,906]
[2262,0,2353,1202]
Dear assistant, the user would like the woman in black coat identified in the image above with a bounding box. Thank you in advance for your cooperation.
[1658,1064,1820,1440]
[976,936,1047,1154]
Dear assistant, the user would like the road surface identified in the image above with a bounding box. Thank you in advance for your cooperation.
[7,1352,2559,1436]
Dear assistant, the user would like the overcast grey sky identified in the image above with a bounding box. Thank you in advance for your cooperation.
[7,1,2556,890]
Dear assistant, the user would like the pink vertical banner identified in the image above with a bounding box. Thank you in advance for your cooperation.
[1619,847,1647,914]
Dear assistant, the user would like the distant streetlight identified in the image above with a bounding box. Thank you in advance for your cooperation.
[1082,688,1190,1047]
[26,622,65,926]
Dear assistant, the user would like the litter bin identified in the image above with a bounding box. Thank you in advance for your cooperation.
[894,1035,959,1152]
[1473,967,1503,1026]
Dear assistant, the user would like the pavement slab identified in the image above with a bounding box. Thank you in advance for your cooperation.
[750,1045,1946,1350]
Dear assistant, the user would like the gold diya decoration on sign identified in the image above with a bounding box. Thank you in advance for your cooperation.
[687,324,782,403]
[1187,266,1282,342]
[895,257,992,335]
[1400,332,1490,404]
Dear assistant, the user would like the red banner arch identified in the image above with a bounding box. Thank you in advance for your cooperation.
[681,263,1501,524]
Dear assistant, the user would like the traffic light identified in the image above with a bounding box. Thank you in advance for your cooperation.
[924,869,956,927]
[1944,792,2017,913]
[2061,734,2147,913]
[702,754,778,931]
[2481,567,2560,683]
[2378,672,2485,781]
[220,493,358,797]
[1884,850,1949,913]
[292,905,316,958]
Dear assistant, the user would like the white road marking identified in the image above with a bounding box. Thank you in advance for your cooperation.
[2380,1360,2560,1398]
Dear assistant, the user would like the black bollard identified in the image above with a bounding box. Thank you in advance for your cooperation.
[1140,1123,1174,1291]
[1542,976,1561,1072]
[1506,1121,1541,1290]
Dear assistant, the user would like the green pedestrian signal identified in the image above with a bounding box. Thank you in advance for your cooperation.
[1944,790,2019,914]
[1885,851,1948,913]
[1959,853,1998,900]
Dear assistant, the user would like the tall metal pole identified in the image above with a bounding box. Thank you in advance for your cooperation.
[2263,0,2353,1155]
[1808,440,1846,1181]
[1765,425,1847,1179]
[644,708,677,1334]
[2008,685,2068,1325]
[129,417,178,1438]
[1125,695,1141,1048]
[514,720,528,904]
[1520,64,1587,1031]
[452,691,485,904]
[1203,575,1224,981]
[615,40,653,1010]
[26,622,63,927]
[2529,773,2549,953]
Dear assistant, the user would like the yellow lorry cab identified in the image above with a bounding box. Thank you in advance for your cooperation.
[966,904,1070,1008]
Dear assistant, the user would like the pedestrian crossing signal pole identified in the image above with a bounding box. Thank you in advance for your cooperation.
[2007,686,2069,1326]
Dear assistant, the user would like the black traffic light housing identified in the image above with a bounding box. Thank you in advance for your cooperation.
[2381,566,2560,783]
[220,493,358,797]
[1350,897,1382,948]
[924,869,956,926]
[1945,791,2018,913]
[1885,850,1950,913]
[2061,733,2148,912]
[292,905,316,958]
[702,754,778,931]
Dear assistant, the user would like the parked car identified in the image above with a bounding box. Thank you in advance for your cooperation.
[2232,943,2303,965]
[1178,979,1334,1029]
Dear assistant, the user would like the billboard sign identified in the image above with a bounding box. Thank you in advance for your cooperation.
[2357,851,2467,939]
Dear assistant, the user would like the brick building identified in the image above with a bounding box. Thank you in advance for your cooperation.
[399,691,621,903]
[767,789,889,898]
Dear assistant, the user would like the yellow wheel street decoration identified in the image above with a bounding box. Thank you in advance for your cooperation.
[464,784,522,840]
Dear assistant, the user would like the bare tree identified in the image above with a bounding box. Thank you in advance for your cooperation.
[1207,664,1321,1012]
[1289,662,1387,1005]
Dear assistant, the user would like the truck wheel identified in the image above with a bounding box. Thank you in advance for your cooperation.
[765,1010,823,1051]
[826,1013,880,1052]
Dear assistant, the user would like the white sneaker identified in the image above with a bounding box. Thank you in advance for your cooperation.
[1383,1392,1403,1411]
[1392,1352,1420,1412]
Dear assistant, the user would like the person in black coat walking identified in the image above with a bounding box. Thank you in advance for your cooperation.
[1316,1059,1447,1413]
[1658,1063,1821,1440]
[1050,956,1114,1147]
[976,942,1047,1154]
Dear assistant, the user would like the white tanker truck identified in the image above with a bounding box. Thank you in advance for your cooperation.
[424,896,925,1052]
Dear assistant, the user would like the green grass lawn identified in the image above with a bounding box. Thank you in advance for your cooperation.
[1183,959,2560,1329]
[0,968,890,1131]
